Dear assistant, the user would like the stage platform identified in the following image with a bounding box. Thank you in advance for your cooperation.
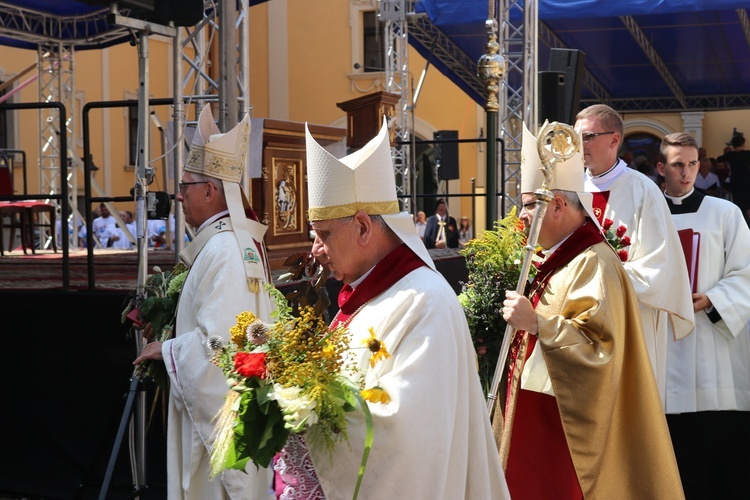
[0,246,467,499]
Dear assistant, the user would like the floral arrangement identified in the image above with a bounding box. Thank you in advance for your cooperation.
[208,286,390,498]
[121,262,189,388]
[602,218,631,262]
[457,208,538,396]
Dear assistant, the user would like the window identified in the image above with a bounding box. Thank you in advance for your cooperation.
[363,11,384,72]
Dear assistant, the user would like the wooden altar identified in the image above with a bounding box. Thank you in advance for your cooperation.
[250,119,346,258]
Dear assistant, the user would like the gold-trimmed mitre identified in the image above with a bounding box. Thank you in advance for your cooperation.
[306,121,399,221]
[185,104,250,183]
[182,104,270,292]
[305,121,435,270]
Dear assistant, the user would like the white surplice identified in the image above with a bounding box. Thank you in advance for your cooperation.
[162,215,275,499]
[664,190,750,413]
[585,160,695,402]
[309,266,509,500]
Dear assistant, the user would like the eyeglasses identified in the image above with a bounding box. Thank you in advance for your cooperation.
[178,181,210,194]
[582,131,615,142]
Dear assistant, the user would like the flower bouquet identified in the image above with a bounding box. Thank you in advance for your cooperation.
[121,262,189,388]
[602,218,631,262]
[209,286,388,498]
[457,208,538,396]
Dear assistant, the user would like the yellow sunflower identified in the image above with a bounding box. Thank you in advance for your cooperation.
[362,327,390,368]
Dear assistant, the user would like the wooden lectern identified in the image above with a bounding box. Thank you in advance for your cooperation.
[336,91,401,149]
[250,120,346,265]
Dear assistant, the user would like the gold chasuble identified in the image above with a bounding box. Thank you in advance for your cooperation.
[495,221,684,499]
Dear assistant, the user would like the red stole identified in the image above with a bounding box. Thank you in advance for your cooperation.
[331,243,425,328]
[590,191,610,226]
[505,221,604,500]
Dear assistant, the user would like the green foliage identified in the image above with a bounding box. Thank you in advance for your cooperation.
[458,209,536,395]
[228,386,290,470]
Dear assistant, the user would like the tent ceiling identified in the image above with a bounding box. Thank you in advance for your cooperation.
[2,1,749,112]
[411,0,750,112]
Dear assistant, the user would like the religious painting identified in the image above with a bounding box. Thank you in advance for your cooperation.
[273,159,302,235]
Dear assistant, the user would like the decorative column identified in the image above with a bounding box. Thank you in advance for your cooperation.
[681,111,705,147]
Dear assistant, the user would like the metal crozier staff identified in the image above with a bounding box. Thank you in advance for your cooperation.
[487,120,581,422]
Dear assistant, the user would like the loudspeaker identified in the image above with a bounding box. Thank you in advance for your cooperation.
[539,71,566,124]
[549,48,586,124]
[434,130,459,180]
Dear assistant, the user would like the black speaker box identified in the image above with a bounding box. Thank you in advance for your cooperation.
[434,130,459,180]
[539,71,566,124]
[549,48,586,124]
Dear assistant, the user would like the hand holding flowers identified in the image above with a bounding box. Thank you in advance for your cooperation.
[122,262,189,387]
[208,287,392,498]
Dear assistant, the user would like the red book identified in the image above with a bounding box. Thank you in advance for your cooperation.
[677,229,700,293]
[126,307,144,328]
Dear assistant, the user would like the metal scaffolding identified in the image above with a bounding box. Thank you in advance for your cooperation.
[380,0,413,213]
[37,43,76,249]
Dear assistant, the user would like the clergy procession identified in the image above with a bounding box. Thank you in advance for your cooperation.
[6,1,750,498]
[126,98,750,500]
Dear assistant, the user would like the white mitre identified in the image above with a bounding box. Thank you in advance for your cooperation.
[183,104,269,291]
[305,121,435,270]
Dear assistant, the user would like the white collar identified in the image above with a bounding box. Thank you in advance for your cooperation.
[663,188,694,205]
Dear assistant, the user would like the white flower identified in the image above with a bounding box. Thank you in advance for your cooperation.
[270,383,319,432]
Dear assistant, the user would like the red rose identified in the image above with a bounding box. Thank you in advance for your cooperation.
[477,346,487,356]
[617,249,629,262]
[234,352,267,379]
[616,225,627,238]
[620,235,631,247]
[603,218,614,230]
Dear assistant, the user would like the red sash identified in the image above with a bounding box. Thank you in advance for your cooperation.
[331,243,425,328]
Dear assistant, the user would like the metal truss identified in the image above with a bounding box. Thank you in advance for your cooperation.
[0,3,131,48]
[619,15,686,109]
[37,44,76,250]
[407,13,485,100]
[496,0,529,216]
[584,94,750,112]
[380,0,412,212]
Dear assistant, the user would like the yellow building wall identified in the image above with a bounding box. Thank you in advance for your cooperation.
[0,38,175,217]
[3,4,750,238]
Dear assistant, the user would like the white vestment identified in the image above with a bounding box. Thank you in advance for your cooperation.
[309,266,509,500]
[162,215,274,499]
[665,191,750,413]
[585,160,694,402]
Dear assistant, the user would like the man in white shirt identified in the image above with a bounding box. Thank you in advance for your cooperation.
[91,203,117,248]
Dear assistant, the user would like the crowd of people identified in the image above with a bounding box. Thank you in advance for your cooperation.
[128,102,750,500]
[55,202,188,250]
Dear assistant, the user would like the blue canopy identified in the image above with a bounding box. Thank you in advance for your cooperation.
[412,0,750,111]
[1,1,749,110]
